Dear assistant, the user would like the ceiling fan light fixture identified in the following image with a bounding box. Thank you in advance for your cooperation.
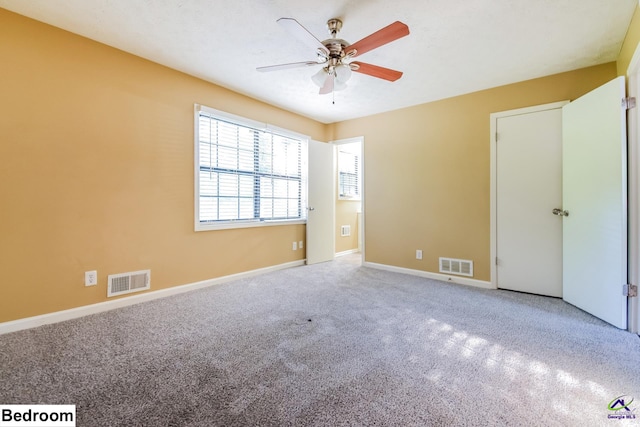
[311,68,327,87]
[334,63,352,84]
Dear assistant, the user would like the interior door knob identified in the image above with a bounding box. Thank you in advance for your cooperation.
[552,208,569,217]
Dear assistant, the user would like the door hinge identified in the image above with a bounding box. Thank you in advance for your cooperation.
[495,257,498,266]
[622,97,636,110]
[623,283,638,297]
[495,132,499,142]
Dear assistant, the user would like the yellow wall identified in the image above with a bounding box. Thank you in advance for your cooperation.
[331,63,617,281]
[0,9,328,323]
[618,5,640,75]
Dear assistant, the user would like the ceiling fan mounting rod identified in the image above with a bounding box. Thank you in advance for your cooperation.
[326,18,342,37]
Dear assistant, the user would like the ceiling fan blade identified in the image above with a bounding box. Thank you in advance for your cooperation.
[346,21,409,57]
[257,61,320,72]
[319,73,334,95]
[352,62,403,82]
[277,18,329,55]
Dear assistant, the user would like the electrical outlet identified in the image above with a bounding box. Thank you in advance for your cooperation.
[292,241,297,251]
[85,270,98,286]
[416,250,423,260]
[299,240,303,249]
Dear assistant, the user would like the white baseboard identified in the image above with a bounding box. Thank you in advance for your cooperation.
[335,249,360,257]
[0,260,305,335]
[363,262,494,290]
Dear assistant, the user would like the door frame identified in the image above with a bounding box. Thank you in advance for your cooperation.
[489,101,569,290]
[331,136,365,261]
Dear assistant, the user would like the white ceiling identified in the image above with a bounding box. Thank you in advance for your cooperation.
[1,0,637,123]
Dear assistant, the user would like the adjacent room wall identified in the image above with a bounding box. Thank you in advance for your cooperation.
[331,63,618,281]
[0,9,328,323]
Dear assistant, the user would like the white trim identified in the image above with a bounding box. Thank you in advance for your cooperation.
[196,104,265,132]
[196,219,306,232]
[489,101,569,289]
[194,104,200,230]
[330,136,363,146]
[364,262,493,290]
[336,249,360,257]
[0,260,305,336]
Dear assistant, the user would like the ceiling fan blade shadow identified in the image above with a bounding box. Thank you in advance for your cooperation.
[346,21,409,57]
[319,73,334,95]
[352,62,403,82]
[277,18,329,55]
[257,61,320,72]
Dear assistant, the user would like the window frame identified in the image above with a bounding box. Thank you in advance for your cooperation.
[194,104,308,231]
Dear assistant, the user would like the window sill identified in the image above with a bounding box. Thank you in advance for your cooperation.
[195,219,306,232]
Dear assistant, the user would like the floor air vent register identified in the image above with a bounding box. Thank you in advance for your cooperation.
[439,257,473,277]
[107,270,151,297]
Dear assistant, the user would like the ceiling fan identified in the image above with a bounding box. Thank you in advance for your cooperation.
[257,17,410,95]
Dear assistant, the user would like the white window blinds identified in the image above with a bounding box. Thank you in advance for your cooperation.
[338,143,361,199]
[195,106,307,230]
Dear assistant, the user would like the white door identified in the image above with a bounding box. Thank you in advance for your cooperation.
[496,106,564,297]
[562,76,628,329]
[306,140,335,264]
[629,67,640,334]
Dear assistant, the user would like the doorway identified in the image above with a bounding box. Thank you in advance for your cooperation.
[490,78,629,330]
[333,137,364,263]
[491,102,567,297]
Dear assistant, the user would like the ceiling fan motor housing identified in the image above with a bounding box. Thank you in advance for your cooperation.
[323,19,351,62]
[323,39,349,60]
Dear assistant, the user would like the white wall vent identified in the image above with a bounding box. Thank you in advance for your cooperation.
[341,225,351,237]
[439,258,473,277]
[107,269,150,297]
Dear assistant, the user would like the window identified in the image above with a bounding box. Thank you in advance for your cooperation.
[338,142,361,200]
[195,105,307,230]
